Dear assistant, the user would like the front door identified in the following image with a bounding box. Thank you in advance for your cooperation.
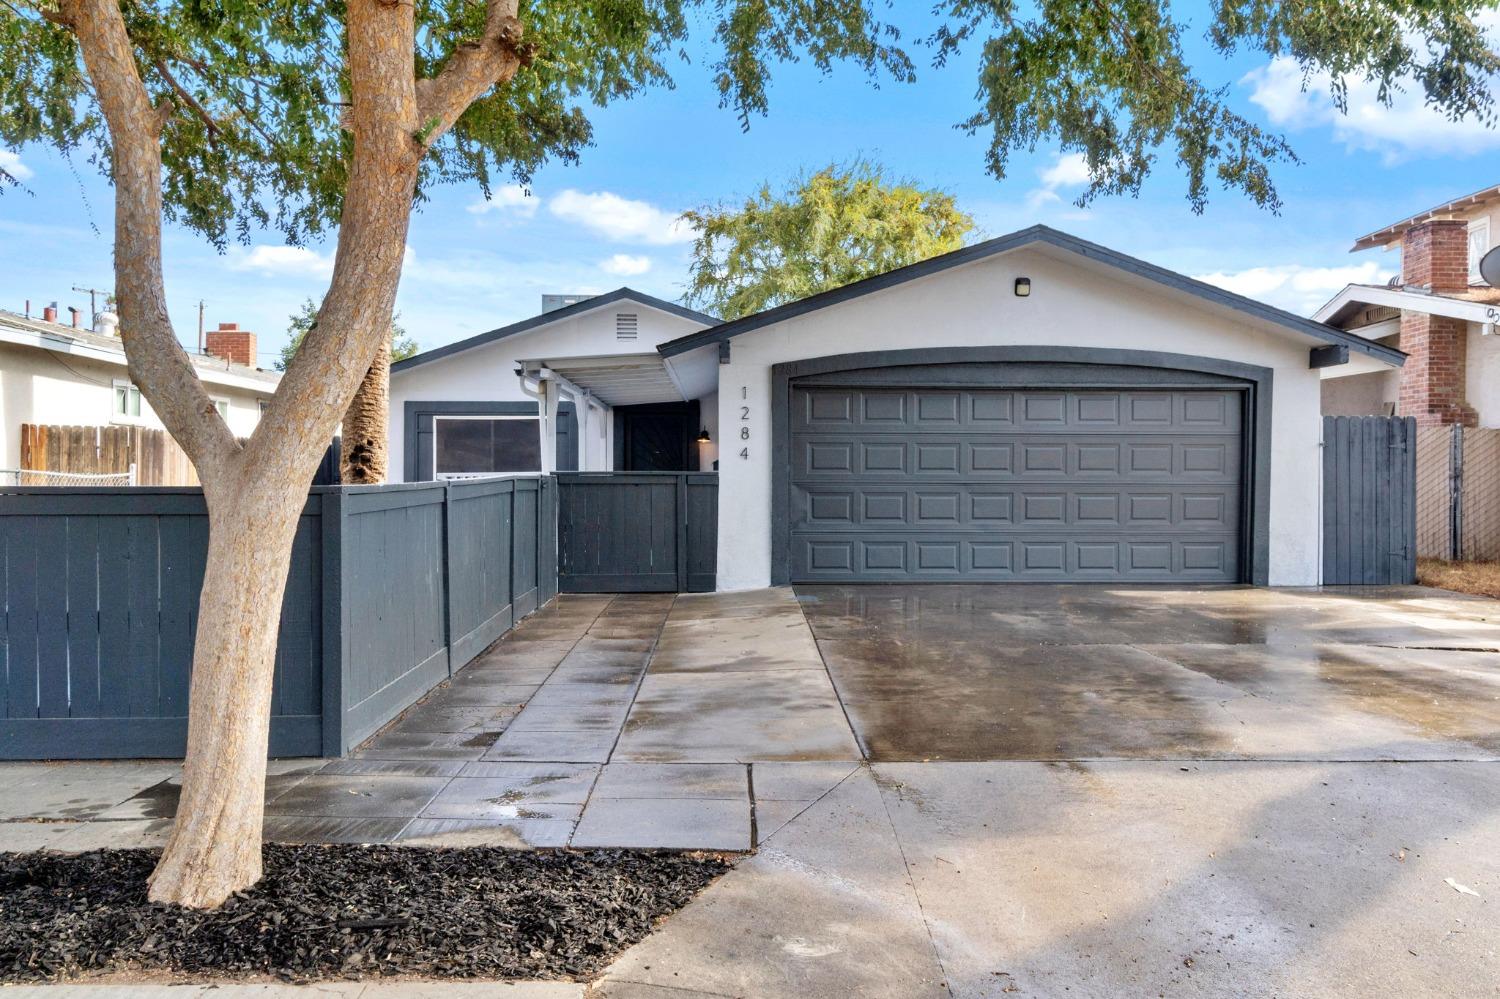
[616,401,700,471]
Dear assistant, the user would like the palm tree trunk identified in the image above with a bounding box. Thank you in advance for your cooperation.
[341,338,390,484]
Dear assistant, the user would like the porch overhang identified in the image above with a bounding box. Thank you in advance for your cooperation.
[1315,284,1500,334]
[517,344,719,407]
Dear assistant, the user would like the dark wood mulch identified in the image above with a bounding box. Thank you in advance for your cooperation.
[0,844,728,983]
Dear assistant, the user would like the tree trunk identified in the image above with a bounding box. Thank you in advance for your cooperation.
[341,338,390,484]
[146,477,309,907]
[60,0,528,909]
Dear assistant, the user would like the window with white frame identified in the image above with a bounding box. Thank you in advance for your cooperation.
[1470,219,1491,283]
[212,396,230,420]
[433,415,541,477]
[111,379,142,423]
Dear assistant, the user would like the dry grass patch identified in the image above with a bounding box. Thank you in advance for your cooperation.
[1417,559,1500,600]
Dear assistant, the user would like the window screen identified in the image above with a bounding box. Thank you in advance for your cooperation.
[434,416,540,475]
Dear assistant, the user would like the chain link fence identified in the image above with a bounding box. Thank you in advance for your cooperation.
[1416,425,1500,561]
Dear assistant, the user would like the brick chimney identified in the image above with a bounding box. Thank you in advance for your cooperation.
[42,302,57,323]
[204,322,257,367]
[1397,219,1476,427]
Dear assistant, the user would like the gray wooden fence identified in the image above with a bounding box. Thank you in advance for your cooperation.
[556,472,717,593]
[1323,416,1417,585]
[0,476,556,760]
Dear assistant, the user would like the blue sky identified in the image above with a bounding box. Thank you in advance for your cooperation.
[1,7,1496,367]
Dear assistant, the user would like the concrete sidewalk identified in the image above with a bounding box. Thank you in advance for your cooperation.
[4,583,1499,997]
[0,588,858,855]
[594,759,1499,998]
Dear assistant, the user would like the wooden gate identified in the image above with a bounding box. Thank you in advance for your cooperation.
[1322,416,1417,585]
[556,472,717,593]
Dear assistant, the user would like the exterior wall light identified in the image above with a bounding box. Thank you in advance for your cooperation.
[697,428,712,443]
[1014,277,1032,297]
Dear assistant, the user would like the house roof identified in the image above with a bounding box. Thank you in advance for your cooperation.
[1350,183,1500,252]
[656,225,1406,366]
[1315,283,1500,329]
[392,288,718,374]
[0,309,281,390]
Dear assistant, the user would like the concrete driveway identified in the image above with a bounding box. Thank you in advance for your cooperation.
[592,583,1500,999]
[4,583,1497,997]
[797,583,1500,761]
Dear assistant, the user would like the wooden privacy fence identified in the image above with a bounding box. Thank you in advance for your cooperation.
[0,476,557,760]
[556,472,717,593]
[22,423,199,486]
[1416,425,1500,562]
[1322,416,1416,585]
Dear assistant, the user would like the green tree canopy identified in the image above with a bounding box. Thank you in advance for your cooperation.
[683,161,976,319]
[5,2,1496,240]
[275,297,416,372]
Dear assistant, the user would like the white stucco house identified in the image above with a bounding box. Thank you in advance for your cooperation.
[0,306,278,475]
[390,225,1404,589]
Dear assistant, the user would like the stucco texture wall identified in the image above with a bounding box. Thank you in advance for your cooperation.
[0,343,270,468]
[713,246,1336,589]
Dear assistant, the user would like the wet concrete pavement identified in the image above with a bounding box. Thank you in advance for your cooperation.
[6,582,1500,997]
[0,589,861,855]
[797,583,1500,762]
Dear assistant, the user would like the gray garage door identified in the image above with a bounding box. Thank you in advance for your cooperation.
[789,386,1244,582]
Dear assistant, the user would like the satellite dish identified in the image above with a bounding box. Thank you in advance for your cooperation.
[1482,245,1500,289]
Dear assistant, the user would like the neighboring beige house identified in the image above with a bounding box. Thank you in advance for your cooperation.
[0,304,279,475]
[1318,184,1500,425]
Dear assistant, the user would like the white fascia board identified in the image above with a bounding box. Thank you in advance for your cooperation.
[1315,285,1499,326]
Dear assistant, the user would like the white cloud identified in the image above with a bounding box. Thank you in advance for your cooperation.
[1243,14,1500,164]
[228,244,334,278]
[0,149,34,182]
[467,183,538,218]
[1194,260,1397,314]
[1026,152,1091,210]
[549,189,693,245]
[599,254,652,277]
[227,243,414,280]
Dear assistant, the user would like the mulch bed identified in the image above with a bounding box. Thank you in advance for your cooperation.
[0,844,728,983]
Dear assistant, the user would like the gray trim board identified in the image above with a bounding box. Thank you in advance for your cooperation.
[1310,344,1349,368]
[659,225,1405,367]
[393,288,718,372]
[769,347,1274,587]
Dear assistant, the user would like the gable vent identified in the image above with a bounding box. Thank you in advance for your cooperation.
[615,312,639,340]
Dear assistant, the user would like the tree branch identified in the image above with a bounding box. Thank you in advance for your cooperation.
[57,0,238,476]
[413,0,529,147]
[151,57,219,138]
[243,0,423,482]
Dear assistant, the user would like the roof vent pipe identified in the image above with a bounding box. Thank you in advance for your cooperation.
[67,306,82,328]
[42,302,57,323]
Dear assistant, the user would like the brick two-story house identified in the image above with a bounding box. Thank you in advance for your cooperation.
[1318,184,1500,425]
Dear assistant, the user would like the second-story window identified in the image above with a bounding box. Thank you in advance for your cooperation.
[1470,219,1490,284]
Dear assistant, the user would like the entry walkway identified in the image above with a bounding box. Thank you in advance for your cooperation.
[0,589,859,855]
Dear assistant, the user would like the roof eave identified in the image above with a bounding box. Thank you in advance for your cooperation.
[1349,182,1500,252]
[392,288,718,374]
[657,225,1406,367]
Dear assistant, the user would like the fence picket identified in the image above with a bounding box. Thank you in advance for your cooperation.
[0,476,558,759]
[1323,416,1417,585]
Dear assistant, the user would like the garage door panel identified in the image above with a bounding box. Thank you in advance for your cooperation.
[793,434,1239,481]
[791,533,1241,581]
[789,385,1244,583]
[794,483,1238,531]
